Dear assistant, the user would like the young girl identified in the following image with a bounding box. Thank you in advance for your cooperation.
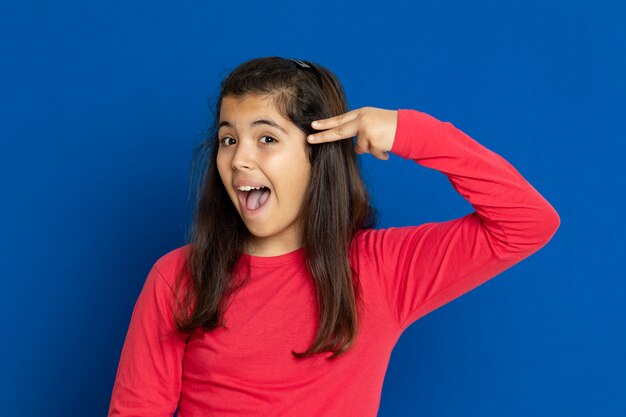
[108,56,560,417]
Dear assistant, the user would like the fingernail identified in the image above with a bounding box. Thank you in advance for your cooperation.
[312,121,320,127]
[308,135,316,141]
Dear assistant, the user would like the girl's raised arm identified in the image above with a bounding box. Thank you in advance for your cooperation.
[314,108,560,331]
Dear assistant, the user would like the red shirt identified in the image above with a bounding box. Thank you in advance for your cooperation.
[108,109,560,417]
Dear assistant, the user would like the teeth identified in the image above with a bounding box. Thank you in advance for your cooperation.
[237,185,266,191]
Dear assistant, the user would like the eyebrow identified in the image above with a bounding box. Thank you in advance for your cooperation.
[218,118,288,134]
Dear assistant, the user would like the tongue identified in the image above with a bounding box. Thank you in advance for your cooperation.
[246,188,271,210]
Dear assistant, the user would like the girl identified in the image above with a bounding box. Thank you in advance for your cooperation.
[108,56,560,417]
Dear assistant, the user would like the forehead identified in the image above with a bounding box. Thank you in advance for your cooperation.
[219,94,296,136]
[220,95,283,121]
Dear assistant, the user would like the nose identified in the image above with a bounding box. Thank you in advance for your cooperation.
[231,139,256,171]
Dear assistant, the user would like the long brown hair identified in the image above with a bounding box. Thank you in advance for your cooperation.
[173,56,378,360]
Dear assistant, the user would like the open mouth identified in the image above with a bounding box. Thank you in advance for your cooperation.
[237,186,272,214]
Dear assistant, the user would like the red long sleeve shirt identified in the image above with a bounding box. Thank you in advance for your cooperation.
[108,109,560,417]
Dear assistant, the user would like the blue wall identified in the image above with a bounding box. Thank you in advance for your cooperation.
[1,1,623,416]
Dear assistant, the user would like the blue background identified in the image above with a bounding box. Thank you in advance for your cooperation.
[1,1,623,416]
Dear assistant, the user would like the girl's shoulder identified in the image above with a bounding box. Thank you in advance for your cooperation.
[151,243,192,288]
[351,225,429,257]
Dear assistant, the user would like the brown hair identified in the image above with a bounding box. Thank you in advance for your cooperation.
[173,56,378,360]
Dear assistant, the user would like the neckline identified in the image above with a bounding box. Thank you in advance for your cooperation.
[240,246,306,267]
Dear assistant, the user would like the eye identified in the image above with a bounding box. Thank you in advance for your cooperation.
[260,135,277,144]
[219,137,235,146]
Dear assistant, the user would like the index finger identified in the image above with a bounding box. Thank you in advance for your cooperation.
[310,108,359,130]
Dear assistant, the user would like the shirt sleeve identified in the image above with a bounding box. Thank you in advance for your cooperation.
[361,109,560,332]
[108,262,188,417]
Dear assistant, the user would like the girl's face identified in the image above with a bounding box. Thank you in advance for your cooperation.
[216,94,312,256]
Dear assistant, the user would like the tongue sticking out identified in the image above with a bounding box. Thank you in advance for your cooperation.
[245,188,271,211]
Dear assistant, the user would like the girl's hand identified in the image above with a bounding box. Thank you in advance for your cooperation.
[307,107,398,161]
